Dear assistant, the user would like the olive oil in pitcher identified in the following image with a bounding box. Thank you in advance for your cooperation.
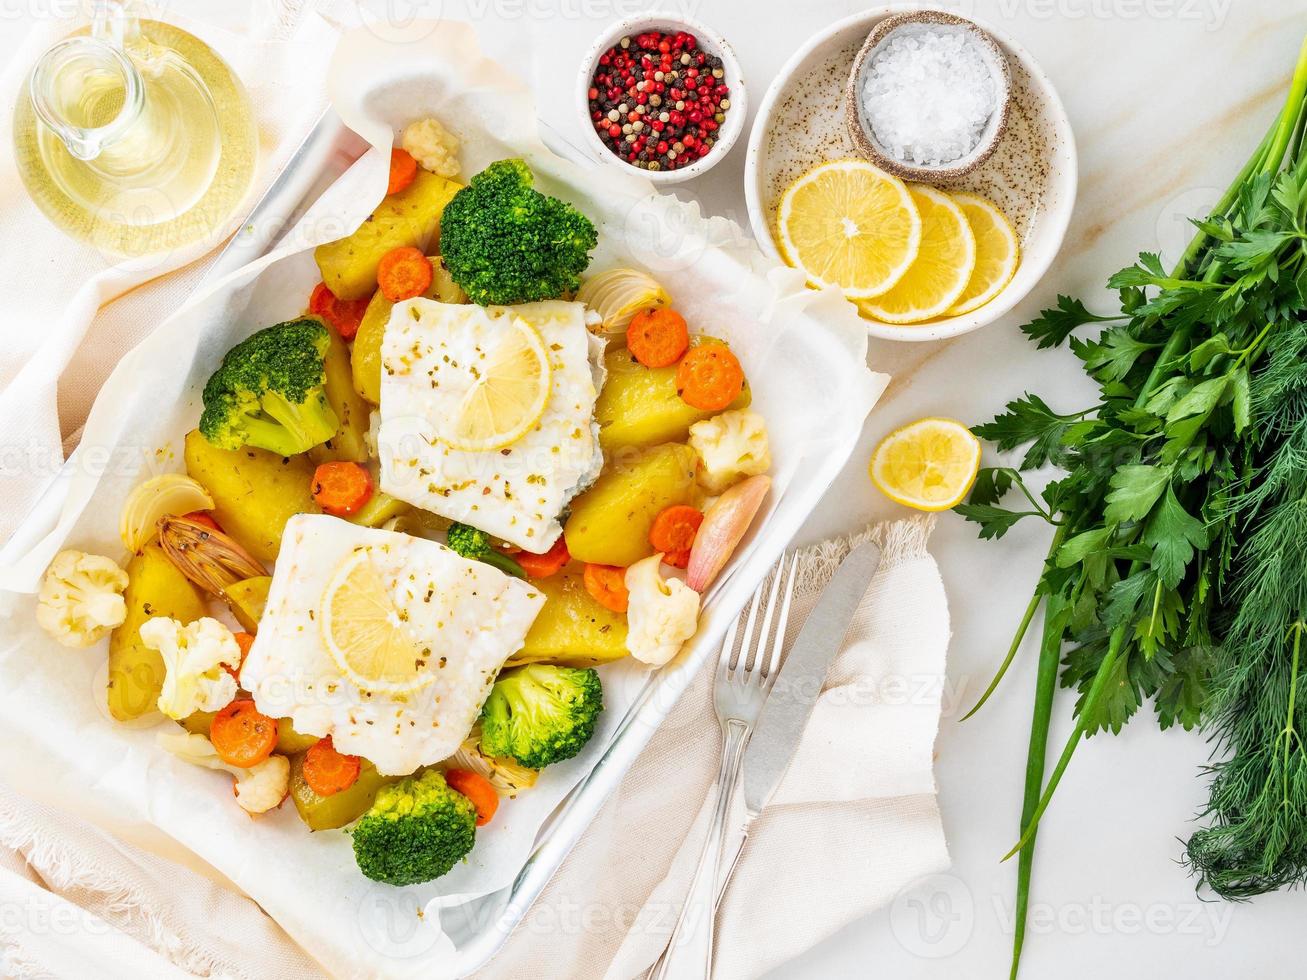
[12,6,257,258]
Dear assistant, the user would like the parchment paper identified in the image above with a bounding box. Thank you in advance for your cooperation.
[0,22,886,979]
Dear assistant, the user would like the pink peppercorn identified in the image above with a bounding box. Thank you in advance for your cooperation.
[587,29,730,172]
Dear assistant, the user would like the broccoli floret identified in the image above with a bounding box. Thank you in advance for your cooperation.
[199,318,338,457]
[440,159,598,306]
[480,664,603,770]
[351,770,476,886]
[445,522,525,578]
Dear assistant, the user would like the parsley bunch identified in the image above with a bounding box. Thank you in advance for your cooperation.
[957,37,1307,977]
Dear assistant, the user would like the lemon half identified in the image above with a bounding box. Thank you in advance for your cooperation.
[870,418,981,512]
[777,159,922,299]
[947,193,1020,315]
[445,316,551,452]
[322,549,432,695]
[859,184,976,324]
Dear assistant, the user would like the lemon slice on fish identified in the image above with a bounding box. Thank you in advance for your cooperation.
[322,548,432,695]
[445,316,552,452]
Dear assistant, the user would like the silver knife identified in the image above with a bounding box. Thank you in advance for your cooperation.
[714,540,882,905]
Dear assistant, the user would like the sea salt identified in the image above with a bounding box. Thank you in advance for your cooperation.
[860,26,998,167]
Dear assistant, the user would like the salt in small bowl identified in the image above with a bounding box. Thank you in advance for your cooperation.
[845,10,1012,183]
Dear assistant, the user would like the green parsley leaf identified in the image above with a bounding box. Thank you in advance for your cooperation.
[1103,465,1171,525]
[1019,295,1119,349]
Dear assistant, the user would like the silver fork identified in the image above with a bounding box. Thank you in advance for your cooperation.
[648,552,800,980]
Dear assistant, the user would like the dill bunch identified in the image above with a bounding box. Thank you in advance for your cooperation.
[1187,331,1307,897]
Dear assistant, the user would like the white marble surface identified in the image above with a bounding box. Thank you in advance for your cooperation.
[6,0,1306,976]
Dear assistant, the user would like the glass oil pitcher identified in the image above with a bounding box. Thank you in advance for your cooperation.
[12,1,258,258]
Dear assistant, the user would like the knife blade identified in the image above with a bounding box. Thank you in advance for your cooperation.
[741,539,882,817]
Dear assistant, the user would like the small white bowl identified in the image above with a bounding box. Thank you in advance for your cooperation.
[575,15,747,185]
[744,5,1077,343]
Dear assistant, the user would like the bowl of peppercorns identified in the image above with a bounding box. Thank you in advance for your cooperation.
[578,16,745,184]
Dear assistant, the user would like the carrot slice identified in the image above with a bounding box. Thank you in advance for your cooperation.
[445,768,499,826]
[181,511,222,533]
[309,281,370,340]
[663,548,692,569]
[302,736,362,797]
[377,246,434,302]
[627,308,689,368]
[388,147,418,195]
[517,537,571,579]
[583,563,630,613]
[210,700,278,768]
[676,344,744,411]
[649,504,703,555]
[311,462,374,516]
[225,631,255,684]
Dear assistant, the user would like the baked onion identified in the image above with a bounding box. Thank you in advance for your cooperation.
[575,267,671,334]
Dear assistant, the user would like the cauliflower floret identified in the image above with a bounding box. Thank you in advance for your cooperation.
[688,410,772,493]
[625,554,702,667]
[401,117,460,178]
[157,730,289,815]
[36,550,129,648]
[139,617,240,720]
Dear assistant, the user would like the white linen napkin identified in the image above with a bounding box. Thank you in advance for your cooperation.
[0,781,326,980]
[481,516,952,980]
[0,0,338,541]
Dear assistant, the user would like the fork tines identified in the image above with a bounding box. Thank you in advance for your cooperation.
[718,552,801,682]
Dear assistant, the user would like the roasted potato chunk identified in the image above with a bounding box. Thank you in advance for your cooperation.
[184,429,320,562]
[289,754,399,831]
[595,339,750,451]
[314,170,461,300]
[346,490,410,528]
[564,443,698,567]
[309,328,370,464]
[276,718,321,755]
[107,544,206,721]
[508,564,629,667]
[225,575,271,632]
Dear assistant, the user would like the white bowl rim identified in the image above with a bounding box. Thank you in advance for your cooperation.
[575,13,748,186]
[743,3,1078,343]
[849,14,1013,178]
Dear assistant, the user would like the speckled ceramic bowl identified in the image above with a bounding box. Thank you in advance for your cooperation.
[744,5,1077,343]
[846,10,1012,182]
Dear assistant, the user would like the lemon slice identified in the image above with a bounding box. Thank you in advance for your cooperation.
[445,316,552,452]
[859,185,977,324]
[947,193,1020,315]
[870,418,981,512]
[776,159,922,299]
[322,549,432,695]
